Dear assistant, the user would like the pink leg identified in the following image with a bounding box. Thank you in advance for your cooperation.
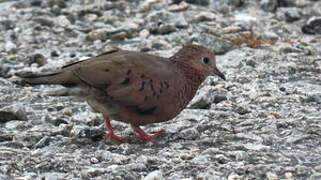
[132,126,164,142]
[103,116,127,143]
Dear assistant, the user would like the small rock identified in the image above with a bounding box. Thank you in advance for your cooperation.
[168,1,189,12]
[33,136,50,148]
[222,26,242,33]
[87,29,108,41]
[5,120,26,130]
[185,0,209,6]
[5,41,17,52]
[27,53,47,67]
[245,59,256,67]
[266,172,278,180]
[284,8,301,22]
[33,18,54,27]
[277,43,301,53]
[196,35,234,55]
[143,170,165,180]
[139,29,150,39]
[228,172,241,180]
[218,3,229,14]
[175,16,188,28]
[90,157,99,164]
[306,93,321,104]
[0,20,15,30]
[51,50,59,57]
[84,13,98,23]
[110,31,127,41]
[189,86,220,109]
[234,106,251,115]
[30,0,42,6]
[0,111,21,123]
[72,126,104,141]
[48,0,66,8]
[155,24,176,35]
[278,0,296,7]
[310,173,321,180]
[0,105,28,122]
[229,0,244,7]
[56,15,71,27]
[49,118,69,126]
[302,16,321,35]
[181,127,199,139]
[260,0,278,12]
[82,168,105,178]
[263,31,279,41]
[193,12,216,23]
[243,143,270,151]
[0,174,10,179]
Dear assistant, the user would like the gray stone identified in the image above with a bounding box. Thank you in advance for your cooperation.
[306,93,321,104]
[260,0,278,12]
[143,170,165,180]
[284,8,301,22]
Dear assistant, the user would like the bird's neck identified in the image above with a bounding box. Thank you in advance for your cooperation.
[170,59,206,110]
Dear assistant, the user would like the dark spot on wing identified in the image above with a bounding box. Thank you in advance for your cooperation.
[141,75,145,78]
[138,106,157,115]
[164,81,169,89]
[104,69,109,72]
[139,82,145,91]
[150,83,154,91]
[126,70,132,75]
[121,77,130,85]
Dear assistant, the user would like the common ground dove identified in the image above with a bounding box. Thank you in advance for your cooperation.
[21,45,225,142]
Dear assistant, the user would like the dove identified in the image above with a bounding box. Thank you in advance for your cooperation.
[21,45,226,142]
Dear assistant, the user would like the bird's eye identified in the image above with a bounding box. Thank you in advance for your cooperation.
[202,57,210,64]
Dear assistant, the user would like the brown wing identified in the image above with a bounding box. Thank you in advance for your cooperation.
[70,49,179,111]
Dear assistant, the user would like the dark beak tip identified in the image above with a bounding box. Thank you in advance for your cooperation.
[215,67,226,81]
[221,75,226,81]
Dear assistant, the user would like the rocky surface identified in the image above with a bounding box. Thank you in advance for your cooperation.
[0,0,320,179]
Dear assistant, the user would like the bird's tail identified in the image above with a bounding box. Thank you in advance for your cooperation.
[18,71,75,87]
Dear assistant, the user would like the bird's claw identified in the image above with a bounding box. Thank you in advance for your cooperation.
[103,132,128,143]
[133,129,164,142]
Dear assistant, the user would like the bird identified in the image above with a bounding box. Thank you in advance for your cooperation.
[20,45,226,142]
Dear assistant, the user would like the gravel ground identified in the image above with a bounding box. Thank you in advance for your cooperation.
[0,0,321,179]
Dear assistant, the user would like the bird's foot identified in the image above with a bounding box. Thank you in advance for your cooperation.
[103,116,127,143]
[103,132,128,143]
[132,126,164,142]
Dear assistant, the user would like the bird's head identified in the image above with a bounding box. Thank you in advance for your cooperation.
[173,45,226,81]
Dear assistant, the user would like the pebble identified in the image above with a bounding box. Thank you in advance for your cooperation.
[4,41,16,52]
[193,12,216,23]
[302,16,321,35]
[143,170,165,180]
[284,8,301,22]
[260,0,278,12]
[110,31,127,41]
[27,53,47,67]
[168,1,189,12]
[185,0,209,6]
[86,29,108,41]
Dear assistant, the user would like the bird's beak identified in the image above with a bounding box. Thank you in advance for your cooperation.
[214,67,226,80]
